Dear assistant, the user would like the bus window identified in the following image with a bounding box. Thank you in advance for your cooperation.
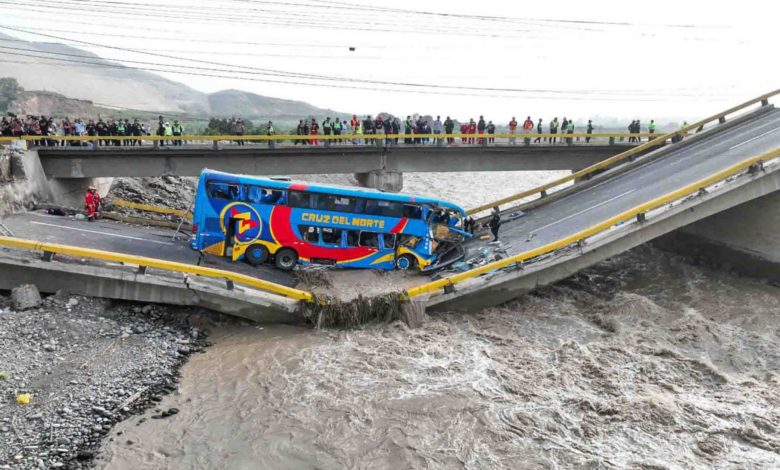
[299,225,319,243]
[382,233,396,250]
[359,231,379,248]
[402,204,422,219]
[365,199,403,218]
[346,230,360,247]
[245,186,285,205]
[207,181,240,200]
[288,191,312,208]
[323,195,356,213]
[321,227,342,245]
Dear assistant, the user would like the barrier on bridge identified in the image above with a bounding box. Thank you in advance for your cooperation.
[0,132,658,145]
[405,146,780,300]
[467,89,780,216]
[0,236,314,302]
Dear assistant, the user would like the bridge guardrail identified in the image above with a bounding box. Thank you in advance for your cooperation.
[1,132,658,145]
[405,146,780,300]
[0,236,314,302]
[467,89,780,216]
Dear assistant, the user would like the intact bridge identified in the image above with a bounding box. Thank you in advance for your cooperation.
[0,90,779,324]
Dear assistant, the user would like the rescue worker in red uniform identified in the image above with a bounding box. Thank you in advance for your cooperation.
[309,118,319,145]
[460,122,468,144]
[84,186,101,221]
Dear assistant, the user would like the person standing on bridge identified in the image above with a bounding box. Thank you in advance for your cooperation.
[487,206,502,242]
[391,118,400,145]
[508,117,518,145]
[468,119,477,144]
[560,117,568,144]
[131,119,143,146]
[487,121,496,143]
[323,117,332,145]
[309,118,319,145]
[433,116,443,146]
[628,120,637,143]
[535,118,543,143]
[566,119,574,144]
[549,117,558,143]
[522,116,533,145]
[477,115,486,145]
[266,120,275,148]
[332,118,342,144]
[444,116,454,144]
[157,116,165,147]
[586,120,594,143]
[172,120,184,146]
[648,119,656,140]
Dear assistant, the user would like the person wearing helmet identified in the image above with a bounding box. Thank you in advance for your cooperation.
[84,186,101,221]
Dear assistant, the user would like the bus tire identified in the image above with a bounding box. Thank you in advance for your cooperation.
[275,248,298,270]
[395,254,417,271]
[245,244,269,266]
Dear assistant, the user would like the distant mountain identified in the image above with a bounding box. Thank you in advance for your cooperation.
[0,33,345,120]
[208,90,345,121]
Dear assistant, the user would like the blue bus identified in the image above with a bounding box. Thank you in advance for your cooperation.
[190,169,471,271]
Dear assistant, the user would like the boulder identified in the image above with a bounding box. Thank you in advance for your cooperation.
[11,284,42,310]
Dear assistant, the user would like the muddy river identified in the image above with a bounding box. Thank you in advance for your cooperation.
[97,245,780,469]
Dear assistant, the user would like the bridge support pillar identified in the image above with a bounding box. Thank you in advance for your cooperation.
[654,191,780,280]
[354,170,403,192]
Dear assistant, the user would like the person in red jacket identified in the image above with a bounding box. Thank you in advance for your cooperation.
[309,118,319,145]
[84,186,101,221]
[468,119,477,144]
[508,117,518,145]
[460,122,468,144]
[523,116,534,144]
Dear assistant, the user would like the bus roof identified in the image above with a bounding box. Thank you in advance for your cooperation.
[200,169,466,214]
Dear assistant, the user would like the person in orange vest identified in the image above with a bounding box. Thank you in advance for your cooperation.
[84,186,101,221]
[522,116,534,145]
[309,118,319,145]
[508,117,518,145]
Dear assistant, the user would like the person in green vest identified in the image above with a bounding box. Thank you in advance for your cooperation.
[332,118,342,144]
[356,120,363,146]
[648,120,657,140]
[116,120,125,147]
[163,121,173,147]
[171,120,184,146]
[566,120,574,144]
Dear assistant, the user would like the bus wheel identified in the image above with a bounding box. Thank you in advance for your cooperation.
[395,254,417,271]
[245,244,269,266]
[275,248,298,270]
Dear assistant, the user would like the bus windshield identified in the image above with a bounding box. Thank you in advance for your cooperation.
[191,169,470,272]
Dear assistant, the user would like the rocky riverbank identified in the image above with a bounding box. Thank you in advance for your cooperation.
[0,287,221,469]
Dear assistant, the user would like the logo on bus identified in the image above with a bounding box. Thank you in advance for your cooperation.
[219,203,263,244]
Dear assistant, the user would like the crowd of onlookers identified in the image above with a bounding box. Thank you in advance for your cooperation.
[1,112,662,147]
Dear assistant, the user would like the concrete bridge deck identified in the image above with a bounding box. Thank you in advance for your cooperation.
[36,142,641,179]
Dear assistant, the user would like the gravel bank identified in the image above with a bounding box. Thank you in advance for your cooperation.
[0,290,216,469]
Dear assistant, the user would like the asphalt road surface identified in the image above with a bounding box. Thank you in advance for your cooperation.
[465,108,780,256]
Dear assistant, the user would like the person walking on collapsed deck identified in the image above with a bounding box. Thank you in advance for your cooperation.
[488,206,501,242]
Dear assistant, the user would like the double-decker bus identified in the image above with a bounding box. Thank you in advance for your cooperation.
[190,169,471,271]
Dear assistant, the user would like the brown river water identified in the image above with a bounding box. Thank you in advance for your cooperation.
[96,245,780,469]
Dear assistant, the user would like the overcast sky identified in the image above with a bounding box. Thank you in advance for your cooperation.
[0,0,775,122]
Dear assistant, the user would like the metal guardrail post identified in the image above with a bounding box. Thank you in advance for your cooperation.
[609,137,615,145]
[153,140,159,150]
[213,140,219,150]
[268,140,275,149]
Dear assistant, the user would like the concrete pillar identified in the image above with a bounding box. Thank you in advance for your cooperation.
[654,191,780,280]
[354,170,403,192]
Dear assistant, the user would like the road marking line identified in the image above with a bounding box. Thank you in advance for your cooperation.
[530,189,637,234]
[29,221,171,245]
[729,127,780,150]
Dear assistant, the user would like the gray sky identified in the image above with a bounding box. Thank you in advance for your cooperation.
[0,0,775,122]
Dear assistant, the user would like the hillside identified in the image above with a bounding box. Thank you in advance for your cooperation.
[0,33,345,121]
